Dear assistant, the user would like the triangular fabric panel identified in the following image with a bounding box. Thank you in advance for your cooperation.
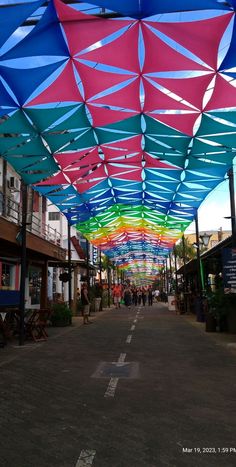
[146,112,200,136]
[75,61,135,101]
[26,61,83,106]
[79,23,140,73]
[0,110,36,134]
[54,0,98,21]
[147,13,233,70]
[205,74,236,111]
[81,0,228,19]
[220,16,236,72]
[87,104,138,127]
[2,0,69,60]
[0,0,44,47]
[61,13,131,57]
[148,74,214,111]
[143,78,193,112]
[141,23,209,74]
[0,60,66,106]
[90,77,141,111]
[24,105,79,132]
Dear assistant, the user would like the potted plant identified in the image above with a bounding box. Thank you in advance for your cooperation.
[206,288,227,332]
[50,303,72,327]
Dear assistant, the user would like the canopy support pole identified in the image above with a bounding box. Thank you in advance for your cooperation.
[228,167,236,248]
[86,239,90,292]
[67,222,72,309]
[182,234,187,313]
[107,265,111,307]
[195,211,204,322]
[19,180,27,346]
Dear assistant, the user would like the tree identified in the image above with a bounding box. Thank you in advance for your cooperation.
[174,238,196,265]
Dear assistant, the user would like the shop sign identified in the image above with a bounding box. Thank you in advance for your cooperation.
[222,248,236,293]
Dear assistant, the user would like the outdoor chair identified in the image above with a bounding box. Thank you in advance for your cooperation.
[25,309,52,342]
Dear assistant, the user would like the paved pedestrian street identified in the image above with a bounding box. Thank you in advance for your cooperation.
[1,303,236,467]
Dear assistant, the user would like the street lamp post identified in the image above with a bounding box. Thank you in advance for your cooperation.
[182,234,188,313]
[194,213,212,322]
[173,246,179,294]
[228,167,236,248]
[107,265,111,307]
[99,249,102,285]
[86,239,90,292]
[67,221,72,310]
[19,180,27,346]
[165,258,169,294]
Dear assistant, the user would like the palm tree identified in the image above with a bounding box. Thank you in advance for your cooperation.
[174,238,196,266]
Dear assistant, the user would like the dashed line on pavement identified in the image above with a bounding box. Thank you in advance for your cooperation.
[104,353,126,398]
[104,377,119,398]
[126,334,132,344]
[130,325,135,331]
[75,449,96,466]
[118,352,126,363]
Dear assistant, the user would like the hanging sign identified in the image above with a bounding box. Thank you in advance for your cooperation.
[222,248,236,294]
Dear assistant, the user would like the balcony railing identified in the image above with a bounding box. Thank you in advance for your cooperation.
[0,193,62,246]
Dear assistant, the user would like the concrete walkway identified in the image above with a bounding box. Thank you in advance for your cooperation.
[1,303,236,467]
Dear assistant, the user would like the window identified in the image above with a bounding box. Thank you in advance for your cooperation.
[48,211,60,221]
[28,266,41,305]
[1,263,14,289]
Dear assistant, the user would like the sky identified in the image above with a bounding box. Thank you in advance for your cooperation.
[1,1,235,240]
[186,162,235,234]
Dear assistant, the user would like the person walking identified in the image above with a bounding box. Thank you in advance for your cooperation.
[148,286,153,306]
[81,283,92,325]
[123,285,132,308]
[142,287,147,307]
[137,288,142,305]
[112,283,122,308]
[132,287,138,306]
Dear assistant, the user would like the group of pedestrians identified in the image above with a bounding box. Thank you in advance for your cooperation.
[80,282,158,325]
[112,284,154,308]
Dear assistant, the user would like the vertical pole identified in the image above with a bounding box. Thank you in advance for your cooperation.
[67,222,72,309]
[99,249,102,284]
[195,211,202,295]
[195,210,204,321]
[228,167,236,248]
[2,159,7,217]
[169,253,172,291]
[19,180,27,346]
[182,235,187,292]
[182,234,187,313]
[86,239,90,292]
[107,265,111,307]
[173,246,178,294]
[165,259,169,294]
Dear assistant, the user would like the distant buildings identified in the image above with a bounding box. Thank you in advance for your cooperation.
[0,160,98,311]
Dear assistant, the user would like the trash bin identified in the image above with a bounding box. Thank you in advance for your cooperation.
[168,295,176,311]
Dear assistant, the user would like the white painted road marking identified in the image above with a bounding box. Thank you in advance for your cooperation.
[76,450,96,466]
[126,334,132,344]
[118,353,126,363]
[133,319,137,323]
[104,377,119,398]
[130,325,135,331]
[104,353,126,398]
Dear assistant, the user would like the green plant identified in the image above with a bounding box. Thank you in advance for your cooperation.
[50,303,72,327]
[206,288,236,332]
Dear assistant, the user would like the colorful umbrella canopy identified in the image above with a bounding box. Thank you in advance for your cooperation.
[0,0,236,280]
